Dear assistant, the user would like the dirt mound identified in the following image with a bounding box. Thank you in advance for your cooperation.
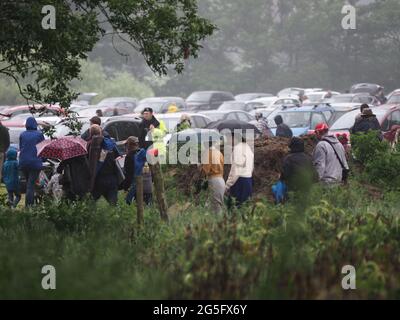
[171,136,318,199]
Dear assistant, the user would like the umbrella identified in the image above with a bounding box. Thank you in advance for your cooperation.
[206,119,261,134]
[37,136,87,161]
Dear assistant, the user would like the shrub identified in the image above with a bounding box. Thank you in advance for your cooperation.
[351,131,390,165]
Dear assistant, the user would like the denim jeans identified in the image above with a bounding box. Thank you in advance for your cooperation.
[126,182,136,205]
[22,169,40,207]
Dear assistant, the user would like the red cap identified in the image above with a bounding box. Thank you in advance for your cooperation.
[315,123,329,132]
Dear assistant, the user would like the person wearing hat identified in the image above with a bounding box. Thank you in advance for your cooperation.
[176,114,192,132]
[351,108,382,136]
[139,107,162,149]
[313,123,349,184]
[122,136,152,205]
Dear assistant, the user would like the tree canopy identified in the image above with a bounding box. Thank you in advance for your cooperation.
[0,0,215,107]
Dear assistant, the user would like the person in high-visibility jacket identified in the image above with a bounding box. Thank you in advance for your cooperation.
[149,119,167,164]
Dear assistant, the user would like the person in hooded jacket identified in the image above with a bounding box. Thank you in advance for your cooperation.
[2,147,21,207]
[274,115,293,138]
[351,108,382,137]
[87,124,120,205]
[281,137,317,193]
[313,123,349,184]
[19,117,45,207]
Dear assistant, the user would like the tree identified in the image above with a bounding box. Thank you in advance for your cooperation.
[0,0,215,108]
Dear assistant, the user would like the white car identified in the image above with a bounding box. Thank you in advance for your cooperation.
[246,96,301,111]
[303,91,340,104]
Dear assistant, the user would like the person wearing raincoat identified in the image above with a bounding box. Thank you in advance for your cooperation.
[19,117,45,207]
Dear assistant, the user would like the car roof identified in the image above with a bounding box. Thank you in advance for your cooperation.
[280,105,334,113]
[190,91,232,94]
[100,97,137,101]
[140,96,184,102]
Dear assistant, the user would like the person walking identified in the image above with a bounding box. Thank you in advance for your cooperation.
[2,147,21,208]
[19,117,45,207]
[0,120,10,183]
[313,123,349,185]
[226,135,254,208]
[201,139,225,215]
[274,115,293,138]
[87,124,120,205]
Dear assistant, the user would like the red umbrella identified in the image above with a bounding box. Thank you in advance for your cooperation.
[37,137,88,161]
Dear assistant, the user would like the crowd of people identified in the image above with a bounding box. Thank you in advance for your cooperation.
[0,103,384,212]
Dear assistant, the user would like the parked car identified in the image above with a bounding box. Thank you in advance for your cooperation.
[277,87,305,97]
[246,96,301,111]
[71,93,99,107]
[350,83,383,95]
[0,105,63,120]
[386,90,400,104]
[201,110,255,123]
[135,97,187,114]
[329,105,400,147]
[218,101,249,112]
[96,97,138,112]
[303,91,340,104]
[268,104,345,137]
[234,93,273,102]
[77,106,131,118]
[102,117,142,154]
[325,93,380,106]
[186,91,235,111]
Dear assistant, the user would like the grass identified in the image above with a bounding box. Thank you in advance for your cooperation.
[0,177,400,299]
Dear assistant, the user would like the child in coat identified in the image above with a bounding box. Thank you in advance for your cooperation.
[2,147,21,208]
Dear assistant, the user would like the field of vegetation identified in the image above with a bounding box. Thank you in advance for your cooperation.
[0,133,400,299]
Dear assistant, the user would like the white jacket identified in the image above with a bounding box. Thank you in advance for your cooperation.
[226,142,254,189]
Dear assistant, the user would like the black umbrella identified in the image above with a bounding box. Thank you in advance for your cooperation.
[206,119,261,134]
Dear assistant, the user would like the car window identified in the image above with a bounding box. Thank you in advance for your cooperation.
[237,112,249,122]
[192,116,206,128]
[226,113,237,120]
[310,113,326,130]
[323,111,333,122]
[113,121,140,141]
[389,111,400,129]
[104,123,119,140]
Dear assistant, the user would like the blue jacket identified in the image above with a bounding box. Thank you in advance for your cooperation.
[2,148,20,192]
[134,149,147,177]
[19,117,45,170]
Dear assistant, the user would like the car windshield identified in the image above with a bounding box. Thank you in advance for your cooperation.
[331,109,387,130]
[54,122,90,138]
[158,117,181,132]
[307,93,325,102]
[271,112,311,128]
[135,101,167,113]
[219,102,245,111]
[387,95,400,104]
[204,113,225,122]
[331,96,354,103]
[187,92,213,102]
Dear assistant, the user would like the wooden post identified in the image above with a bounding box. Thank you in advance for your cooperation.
[149,163,169,221]
[135,176,144,225]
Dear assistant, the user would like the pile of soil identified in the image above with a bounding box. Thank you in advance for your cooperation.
[171,136,318,199]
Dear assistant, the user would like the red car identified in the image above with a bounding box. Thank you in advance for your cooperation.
[329,104,400,147]
[0,104,63,120]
